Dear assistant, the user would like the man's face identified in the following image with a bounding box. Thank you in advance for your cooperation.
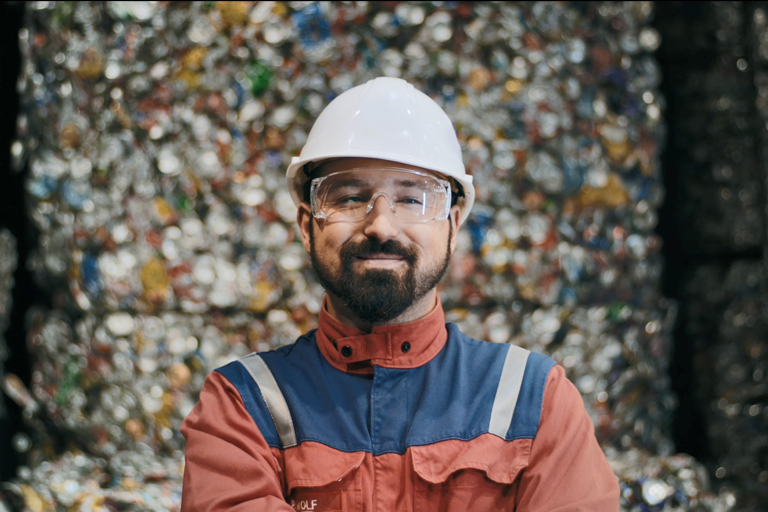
[298,158,461,324]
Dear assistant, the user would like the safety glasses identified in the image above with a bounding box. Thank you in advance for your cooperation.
[310,168,451,223]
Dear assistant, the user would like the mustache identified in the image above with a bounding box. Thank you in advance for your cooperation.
[339,238,418,264]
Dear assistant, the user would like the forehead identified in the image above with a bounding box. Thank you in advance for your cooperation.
[315,158,444,181]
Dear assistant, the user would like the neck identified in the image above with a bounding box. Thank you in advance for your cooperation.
[325,289,438,332]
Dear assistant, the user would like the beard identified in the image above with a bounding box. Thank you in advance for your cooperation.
[309,225,452,324]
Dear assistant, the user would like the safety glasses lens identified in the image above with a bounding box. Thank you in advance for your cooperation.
[311,169,449,222]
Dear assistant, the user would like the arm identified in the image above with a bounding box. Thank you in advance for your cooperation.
[515,365,620,512]
[181,371,295,512]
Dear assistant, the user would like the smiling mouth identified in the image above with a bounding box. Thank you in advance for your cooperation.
[355,253,406,262]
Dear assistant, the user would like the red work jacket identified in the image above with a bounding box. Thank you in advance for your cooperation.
[181,299,620,511]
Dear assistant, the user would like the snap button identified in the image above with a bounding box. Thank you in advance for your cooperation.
[341,345,353,357]
[401,342,411,353]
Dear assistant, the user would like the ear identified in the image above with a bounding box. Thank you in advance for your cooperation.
[297,202,313,254]
[448,205,461,253]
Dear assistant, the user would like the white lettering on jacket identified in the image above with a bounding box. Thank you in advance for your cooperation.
[291,499,319,511]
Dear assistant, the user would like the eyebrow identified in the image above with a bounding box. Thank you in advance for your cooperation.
[330,178,368,188]
[393,179,420,188]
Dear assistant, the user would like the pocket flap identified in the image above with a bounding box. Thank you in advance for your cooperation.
[411,435,530,485]
[284,442,366,492]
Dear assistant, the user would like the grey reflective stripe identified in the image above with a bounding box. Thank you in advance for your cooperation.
[238,353,297,448]
[488,344,531,438]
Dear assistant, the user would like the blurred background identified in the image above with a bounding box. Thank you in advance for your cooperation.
[0,2,765,511]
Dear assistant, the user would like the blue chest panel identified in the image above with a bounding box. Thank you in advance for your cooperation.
[218,333,374,452]
[217,324,555,455]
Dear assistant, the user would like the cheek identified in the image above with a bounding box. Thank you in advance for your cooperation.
[314,226,351,256]
[410,230,450,260]
[423,225,451,246]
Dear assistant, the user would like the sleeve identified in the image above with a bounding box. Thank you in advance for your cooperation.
[180,370,295,512]
[515,364,620,512]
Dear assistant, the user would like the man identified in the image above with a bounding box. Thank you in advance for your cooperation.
[181,77,619,511]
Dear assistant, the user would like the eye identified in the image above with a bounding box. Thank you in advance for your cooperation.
[397,196,424,206]
[333,195,366,205]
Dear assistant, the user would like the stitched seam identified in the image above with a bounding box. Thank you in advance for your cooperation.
[417,460,528,485]
[275,433,536,455]
[289,459,363,487]
[535,363,557,435]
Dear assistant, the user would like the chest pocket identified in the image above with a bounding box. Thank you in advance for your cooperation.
[410,437,531,512]
[283,443,365,512]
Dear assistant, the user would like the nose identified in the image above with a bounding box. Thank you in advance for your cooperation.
[362,193,400,241]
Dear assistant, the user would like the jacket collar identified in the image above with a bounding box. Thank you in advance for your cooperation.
[315,296,448,375]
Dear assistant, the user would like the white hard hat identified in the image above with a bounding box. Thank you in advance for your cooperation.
[285,77,475,225]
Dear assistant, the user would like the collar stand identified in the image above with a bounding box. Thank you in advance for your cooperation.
[316,296,448,374]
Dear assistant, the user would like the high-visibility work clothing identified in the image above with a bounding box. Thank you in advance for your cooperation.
[181,300,620,511]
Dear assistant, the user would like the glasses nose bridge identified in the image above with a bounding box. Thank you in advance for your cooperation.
[365,190,397,216]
